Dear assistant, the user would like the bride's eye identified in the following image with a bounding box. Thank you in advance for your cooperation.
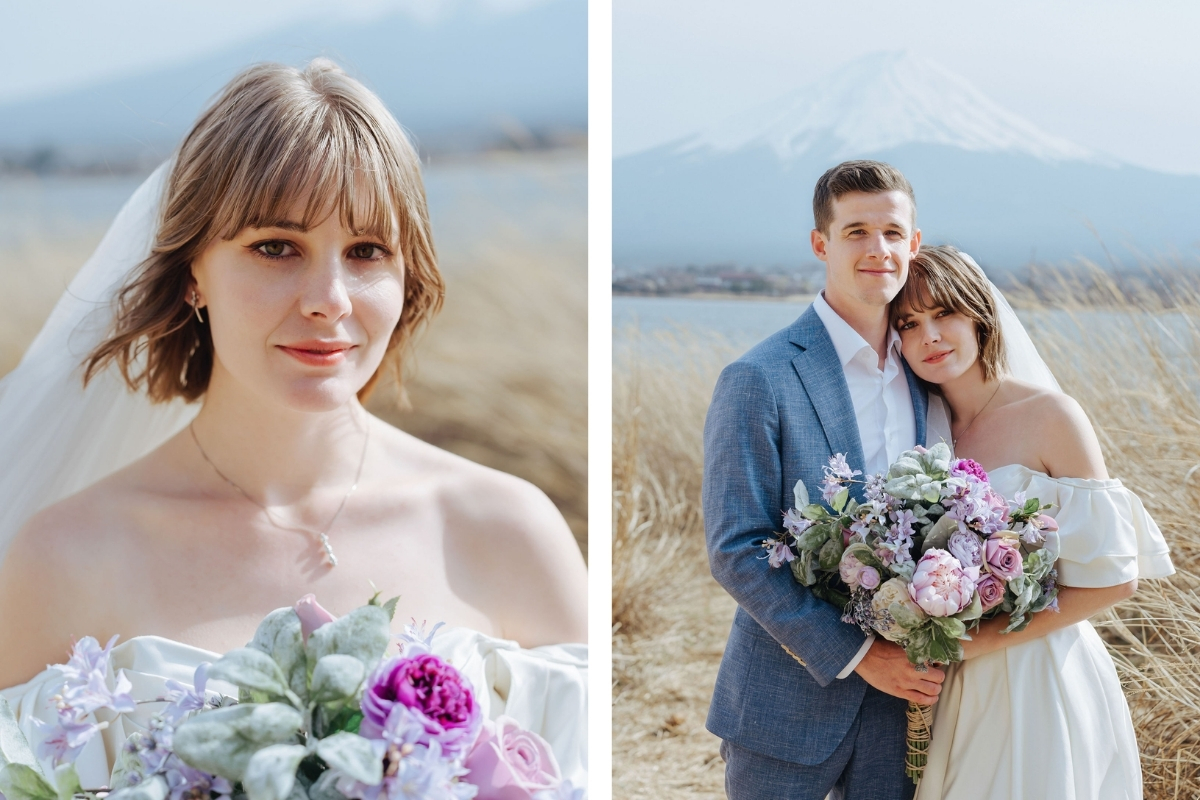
[350,243,388,260]
[253,241,294,259]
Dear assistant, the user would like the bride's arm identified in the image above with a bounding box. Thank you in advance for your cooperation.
[961,580,1136,660]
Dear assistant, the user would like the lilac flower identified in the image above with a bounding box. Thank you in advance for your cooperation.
[33,713,105,766]
[165,760,232,800]
[337,739,473,800]
[820,476,843,504]
[863,473,887,503]
[398,621,446,658]
[55,636,136,717]
[782,508,812,538]
[763,540,795,569]
[827,454,861,481]
[890,509,916,538]
[1019,523,1045,546]
[161,663,211,726]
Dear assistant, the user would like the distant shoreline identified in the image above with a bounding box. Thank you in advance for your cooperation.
[614,291,815,303]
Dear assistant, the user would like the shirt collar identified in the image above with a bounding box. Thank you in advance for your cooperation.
[812,291,902,369]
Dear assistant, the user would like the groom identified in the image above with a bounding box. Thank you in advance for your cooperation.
[704,160,947,799]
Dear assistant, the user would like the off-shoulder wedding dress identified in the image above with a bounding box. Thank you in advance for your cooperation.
[2,626,588,790]
[915,464,1174,800]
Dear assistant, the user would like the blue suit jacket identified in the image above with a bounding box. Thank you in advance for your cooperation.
[703,305,928,765]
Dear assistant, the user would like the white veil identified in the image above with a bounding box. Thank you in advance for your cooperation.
[925,251,1061,450]
[0,163,199,561]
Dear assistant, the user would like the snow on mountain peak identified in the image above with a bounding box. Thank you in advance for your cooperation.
[675,50,1102,164]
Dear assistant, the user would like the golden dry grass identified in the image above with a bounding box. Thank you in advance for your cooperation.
[612,267,1200,799]
[0,149,586,555]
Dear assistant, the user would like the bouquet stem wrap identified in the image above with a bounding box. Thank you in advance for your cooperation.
[905,700,933,785]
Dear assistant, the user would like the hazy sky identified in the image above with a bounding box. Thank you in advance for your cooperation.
[0,0,551,104]
[615,0,1200,175]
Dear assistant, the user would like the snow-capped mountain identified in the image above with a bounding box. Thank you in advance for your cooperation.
[614,50,1200,271]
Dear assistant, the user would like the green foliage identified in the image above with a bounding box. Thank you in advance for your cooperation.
[307,606,392,675]
[243,744,309,800]
[0,698,39,772]
[209,649,295,704]
[0,764,58,800]
[172,703,304,782]
[248,609,309,701]
[818,537,844,571]
[309,655,366,705]
[106,775,168,800]
[314,733,382,785]
[52,764,81,800]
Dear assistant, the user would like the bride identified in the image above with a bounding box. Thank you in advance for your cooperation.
[0,59,587,787]
[891,245,1173,799]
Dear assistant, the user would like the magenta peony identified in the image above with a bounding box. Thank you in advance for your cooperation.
[975,573,1007,611]
[908,549,976,617]
[463,716,563,800]
[984,537,1024,581]
[360,654,483,759]
[950,458,989,483]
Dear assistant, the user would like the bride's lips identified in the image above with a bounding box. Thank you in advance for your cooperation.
[924,349,953,364]
[277,341,356,366]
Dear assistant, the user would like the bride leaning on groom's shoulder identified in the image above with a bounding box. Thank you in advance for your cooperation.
[702,159,1174,800]
[0,59,587,800]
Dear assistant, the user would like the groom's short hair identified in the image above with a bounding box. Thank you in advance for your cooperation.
[813,160,916,235]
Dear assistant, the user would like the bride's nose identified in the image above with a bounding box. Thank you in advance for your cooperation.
[300,249,353,320]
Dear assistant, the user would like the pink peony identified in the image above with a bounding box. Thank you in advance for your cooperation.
[839,551,864,589]
[984,538,1024,581]
[946,530,984,569]
[951,458,989,483]
[975,573,1007,611]
[464,716,562,800]
[908,549,976,617]
[294,594,337,643]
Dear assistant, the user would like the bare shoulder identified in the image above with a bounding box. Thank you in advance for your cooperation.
[0,483,130,687]
[371,420,587,646]
[1007,382,1107,479]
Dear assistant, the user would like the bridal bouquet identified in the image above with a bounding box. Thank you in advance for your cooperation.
[760,442,1060,781]
[0,595,582,800]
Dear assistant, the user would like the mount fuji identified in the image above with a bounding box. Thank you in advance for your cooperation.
[614,51,1200,272]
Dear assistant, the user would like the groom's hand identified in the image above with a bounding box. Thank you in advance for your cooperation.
[853,639,945,705]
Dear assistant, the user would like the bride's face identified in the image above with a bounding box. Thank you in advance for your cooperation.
[895,302,981,385]
[190,199,404,411]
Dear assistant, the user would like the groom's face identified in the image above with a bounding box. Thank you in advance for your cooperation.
[811,190,919,310]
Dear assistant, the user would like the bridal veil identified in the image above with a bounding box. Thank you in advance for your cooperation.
[0,164,199,562]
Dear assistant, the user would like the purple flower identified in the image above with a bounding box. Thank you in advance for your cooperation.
[361,654,483,759]
[975,573,1007,611]
[863,473,887,503]
[946,530,984,569]
[782,508,812,538]
[820,476,843,504]
[33,713,104,766]
[950,458,989,483]
[858,566,881,591]
[161,663,211,725]
[56,636,136,717]
[165,760,232,800]
[398,621,446,658]
[890,509,916,538]
[984,538,1024,581]
[764,540,795,569]
[337,739,472,800]
[908,549,976,617]
[464,716,563,800]
[827,454,861,481]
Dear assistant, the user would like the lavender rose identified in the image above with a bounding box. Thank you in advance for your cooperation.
[976,573,1006,611]
[908,549,976,617]
[464,716,563,800]
[858,566,881,590]
[360,654,483,759]
[984,537,1024,581]
[839,551,865,589]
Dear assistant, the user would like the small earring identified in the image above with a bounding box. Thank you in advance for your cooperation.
[190,290,205,324]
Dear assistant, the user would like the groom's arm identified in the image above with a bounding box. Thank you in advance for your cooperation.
[703,359,868,687]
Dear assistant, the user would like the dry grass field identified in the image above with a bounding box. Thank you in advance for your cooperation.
[613,267,1200,799]
[0,149,587,555]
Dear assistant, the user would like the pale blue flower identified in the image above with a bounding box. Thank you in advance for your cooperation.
[165,758,232,800]
[33,712,104,766]
[161,663,211,725]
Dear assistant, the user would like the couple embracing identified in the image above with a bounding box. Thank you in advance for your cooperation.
[703,161,1175,799]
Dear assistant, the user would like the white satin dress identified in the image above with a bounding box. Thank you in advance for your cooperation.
[915,465,1174,800]
[2,627,588,792]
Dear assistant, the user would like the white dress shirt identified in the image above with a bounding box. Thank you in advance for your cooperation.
[812,292,918,678]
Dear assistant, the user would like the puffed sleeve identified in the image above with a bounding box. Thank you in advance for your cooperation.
[1021,471,1175,588]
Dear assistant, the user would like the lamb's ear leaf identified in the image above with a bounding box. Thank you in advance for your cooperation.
[0,697,39,770]
[381,596,400,623]
[242,743,308,800]
[107,774,169,800]
[0,764,59,800]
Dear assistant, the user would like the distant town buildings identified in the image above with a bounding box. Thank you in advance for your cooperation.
[612,264,822,297]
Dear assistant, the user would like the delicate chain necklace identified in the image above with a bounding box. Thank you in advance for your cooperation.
[188,416,370,567]
[952,382,1003,449]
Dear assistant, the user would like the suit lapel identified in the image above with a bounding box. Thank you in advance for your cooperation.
[904,360,929,447]
[789,306,866,474]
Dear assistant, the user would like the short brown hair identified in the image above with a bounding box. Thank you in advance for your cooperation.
[891,245,1008,382]
[84,58,443,403]
[813,160,916,235]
